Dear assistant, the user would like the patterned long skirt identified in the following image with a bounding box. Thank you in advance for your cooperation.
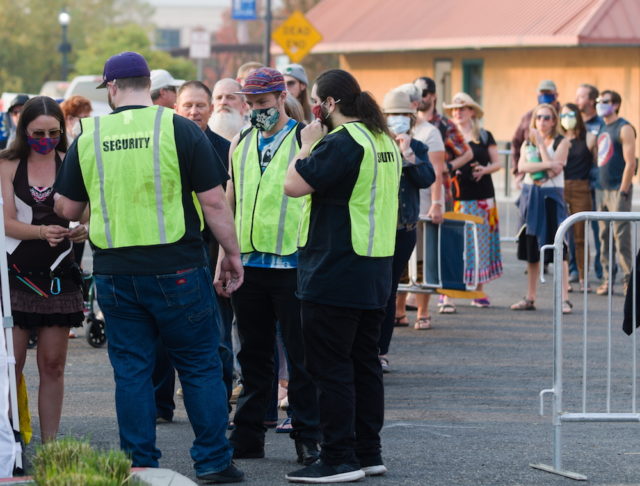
[453,198,503,285]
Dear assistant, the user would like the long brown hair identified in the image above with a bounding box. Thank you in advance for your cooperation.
[315,69,389,136]
[0,96,67,161]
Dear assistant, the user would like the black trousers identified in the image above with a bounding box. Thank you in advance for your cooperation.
[230,267,319,448]
[301,300,385,466]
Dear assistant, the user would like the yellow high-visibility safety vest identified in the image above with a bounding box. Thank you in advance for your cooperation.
[77,106,186,249]
[232,123,309,255]
[299,122,401,257]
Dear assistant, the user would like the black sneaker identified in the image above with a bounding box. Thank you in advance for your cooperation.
[359,455,387,476]
[286,460,365,483]
[197,463,245,483]
[295,439,320,465]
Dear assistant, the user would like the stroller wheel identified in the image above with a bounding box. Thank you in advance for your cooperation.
[86,317,106,348]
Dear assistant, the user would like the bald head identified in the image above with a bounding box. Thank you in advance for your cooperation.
[213,78,246,115]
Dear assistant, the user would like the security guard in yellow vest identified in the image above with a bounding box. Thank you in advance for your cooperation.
[221,68,320,464]
[54,51,244,483]
[284,69,401,483]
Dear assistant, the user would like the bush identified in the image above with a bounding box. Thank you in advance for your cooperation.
[32,438,142,486]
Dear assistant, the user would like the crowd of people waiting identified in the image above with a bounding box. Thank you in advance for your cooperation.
[0,50,636,484]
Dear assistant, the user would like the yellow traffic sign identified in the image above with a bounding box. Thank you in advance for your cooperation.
[272,11,322,64]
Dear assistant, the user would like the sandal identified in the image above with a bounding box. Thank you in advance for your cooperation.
[510,298,535,311]
[414,316,432,330]
[276,417,293,433]
[562,300,573,314]
[439,303,456,314]
[471,298,490,308]
[393,314,409,327]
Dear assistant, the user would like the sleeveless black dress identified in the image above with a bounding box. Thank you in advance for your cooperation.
[8,155,83,329]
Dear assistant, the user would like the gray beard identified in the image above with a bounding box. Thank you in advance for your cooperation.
[209,110,247,141]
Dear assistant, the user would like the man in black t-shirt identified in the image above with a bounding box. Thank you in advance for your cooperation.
[54,51,244,484]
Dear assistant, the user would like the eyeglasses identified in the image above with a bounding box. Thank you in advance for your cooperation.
[28,128,63,139]
[286,80,298,87]
[560,113,576,119]
[536,114,553,121]
[596,98,612,104]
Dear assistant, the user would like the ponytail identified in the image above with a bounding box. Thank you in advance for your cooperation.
[316,69,390,136]
[354,92,389,136]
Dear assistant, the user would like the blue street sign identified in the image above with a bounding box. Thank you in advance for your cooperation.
[231,0,258,20]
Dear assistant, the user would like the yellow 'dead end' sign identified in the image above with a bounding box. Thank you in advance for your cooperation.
[272,10,322,63]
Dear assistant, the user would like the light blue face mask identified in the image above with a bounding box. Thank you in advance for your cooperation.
[387,115,411,135]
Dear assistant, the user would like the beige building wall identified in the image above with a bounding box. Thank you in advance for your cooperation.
[339,47,640,149]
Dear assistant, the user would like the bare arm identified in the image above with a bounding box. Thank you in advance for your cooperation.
[1,159,70,246]
[472,144,501,181]
[619,124,637,193]
[448,141,473,171]
[197,185,243,297]
[426,150,445,224]
[285,120,326,197]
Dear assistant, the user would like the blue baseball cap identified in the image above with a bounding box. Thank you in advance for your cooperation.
[97,51,151,89]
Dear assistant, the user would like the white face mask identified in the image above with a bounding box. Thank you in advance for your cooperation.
[387,115,411,135]
[560,116,577,131]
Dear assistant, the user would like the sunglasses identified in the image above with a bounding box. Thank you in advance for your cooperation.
[536,114,553,121]
[286,80,298,87]
[10,108,22,116]
[560,113,576,119]
[28,128,63,139]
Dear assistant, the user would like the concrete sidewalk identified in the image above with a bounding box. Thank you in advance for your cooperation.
[17,245,640,485]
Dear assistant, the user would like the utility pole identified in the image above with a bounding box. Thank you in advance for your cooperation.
[263,0,272,66]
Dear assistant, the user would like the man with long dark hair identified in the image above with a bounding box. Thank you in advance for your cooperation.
[285,69,401,483]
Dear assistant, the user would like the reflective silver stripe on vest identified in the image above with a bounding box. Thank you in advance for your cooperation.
[353,124,378,257]
[152,107,167,244]
[92,117,114,248]
[274,132,298,254]
[237,129,254,248]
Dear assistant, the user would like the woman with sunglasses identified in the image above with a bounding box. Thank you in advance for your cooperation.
[511,103,572,313]
[0,96,88,442]
[560,103,596,292]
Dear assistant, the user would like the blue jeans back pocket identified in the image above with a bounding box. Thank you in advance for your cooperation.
[157,268,202,307]
[94,275,118,308]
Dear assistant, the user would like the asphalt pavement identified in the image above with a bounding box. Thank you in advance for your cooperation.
[20,243,640,485]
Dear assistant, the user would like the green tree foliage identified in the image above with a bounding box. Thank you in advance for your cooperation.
[0,0,193,93]
[73,24,196,80]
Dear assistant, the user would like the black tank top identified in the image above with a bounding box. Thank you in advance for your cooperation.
[8,154,77,293]
[564,137,592,181]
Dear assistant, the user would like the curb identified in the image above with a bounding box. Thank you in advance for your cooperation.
[0,468,196,486]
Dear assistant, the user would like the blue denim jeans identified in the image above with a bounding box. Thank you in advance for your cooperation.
[95,266,232,475]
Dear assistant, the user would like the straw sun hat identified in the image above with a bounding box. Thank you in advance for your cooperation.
[443,92,484,119]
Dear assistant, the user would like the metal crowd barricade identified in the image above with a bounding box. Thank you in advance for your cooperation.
[530,211,640,481]
[397,213,483,299]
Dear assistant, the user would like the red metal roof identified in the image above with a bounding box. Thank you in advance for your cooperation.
[304,0,640,53]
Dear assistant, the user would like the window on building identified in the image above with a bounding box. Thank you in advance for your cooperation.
[434,59,452,114]
[462,59,483,105]
[156,28,180,50]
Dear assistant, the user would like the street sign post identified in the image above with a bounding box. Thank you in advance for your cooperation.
[272,11,322,64]
[231,0,258,20]
[189,29,210,81]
